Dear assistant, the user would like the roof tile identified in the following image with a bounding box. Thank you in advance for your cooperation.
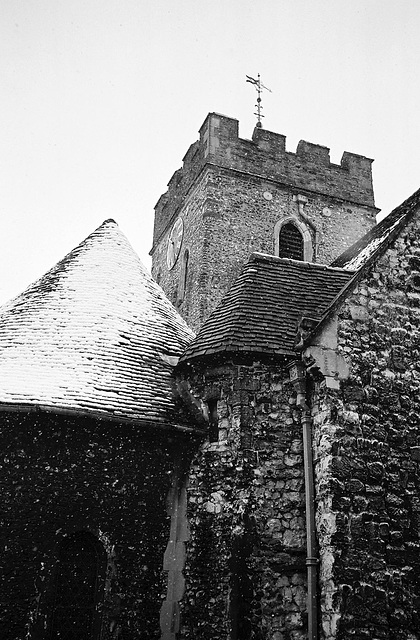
[332,187,420,270]
[181,253,352,362]
[0,220,195,428]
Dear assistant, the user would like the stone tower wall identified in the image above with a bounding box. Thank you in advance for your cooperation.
[152,112,377,250]
[151,113,377,332]
[152,168,376,332]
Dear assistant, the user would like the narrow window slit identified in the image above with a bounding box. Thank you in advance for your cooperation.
[207,399,219,442]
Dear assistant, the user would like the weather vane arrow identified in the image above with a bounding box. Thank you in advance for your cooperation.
[246,73,272,128]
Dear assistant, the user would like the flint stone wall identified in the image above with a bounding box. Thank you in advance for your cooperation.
[178,361,308,640]
[313,211,420,640]
[0,411,176,640]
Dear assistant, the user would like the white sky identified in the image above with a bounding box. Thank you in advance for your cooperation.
[1,0,419,304]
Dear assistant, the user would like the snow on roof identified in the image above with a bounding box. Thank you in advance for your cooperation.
[302,187,420,349]
[332,187,420,271]
[0,220,195,429]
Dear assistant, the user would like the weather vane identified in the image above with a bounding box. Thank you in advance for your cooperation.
[246,73,272,128]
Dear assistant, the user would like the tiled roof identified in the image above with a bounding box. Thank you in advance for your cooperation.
[332,187,420,271]
[0,220,195,429]
[180,253,353,362]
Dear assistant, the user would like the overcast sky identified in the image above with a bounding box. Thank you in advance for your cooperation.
[1,0,419,304]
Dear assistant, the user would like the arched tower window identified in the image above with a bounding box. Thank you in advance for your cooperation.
[178,249,189,303]
[47,532,106,640]
[274,218,313,262]
[278,223,304,260]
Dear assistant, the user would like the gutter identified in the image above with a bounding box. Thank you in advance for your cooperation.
[288,360,318,640]
[0,403,205,435]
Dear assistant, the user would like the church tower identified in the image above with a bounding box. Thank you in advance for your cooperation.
[150,113,378,332]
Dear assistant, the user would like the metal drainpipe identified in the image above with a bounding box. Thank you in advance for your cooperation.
[302,405,318,640]
[295,196,319,261]
[289,361,318,640]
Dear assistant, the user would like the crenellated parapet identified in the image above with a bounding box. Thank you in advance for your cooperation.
[152,139,206,247]
[152,112,376,249]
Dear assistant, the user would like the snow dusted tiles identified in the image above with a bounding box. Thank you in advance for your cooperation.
[0,220,195,429]
[332,187,420,271]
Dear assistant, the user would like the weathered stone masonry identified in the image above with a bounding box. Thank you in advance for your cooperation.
[152,113,376,247]
[177,360,309,640]
[311,211,420,639]
[0,411,180,640]
[151,113,378,331]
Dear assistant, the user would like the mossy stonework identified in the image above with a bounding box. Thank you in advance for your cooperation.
[311,210,420,639]
[0,412,181,640]
[177,362,309,640]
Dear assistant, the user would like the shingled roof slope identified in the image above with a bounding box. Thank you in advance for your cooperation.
[332,187,420,271]
[0,220,194,428]
[180,253,353,362]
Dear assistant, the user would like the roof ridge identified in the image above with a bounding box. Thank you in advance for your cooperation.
[332,186,420,270]
[0,219,121,312]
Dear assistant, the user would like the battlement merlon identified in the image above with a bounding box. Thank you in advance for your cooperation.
[151,112,377,250]
[200,113,375,205]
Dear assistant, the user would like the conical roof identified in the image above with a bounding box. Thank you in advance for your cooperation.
[0,220,194,429]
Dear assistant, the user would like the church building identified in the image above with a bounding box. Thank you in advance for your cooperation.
[1,112,420,640]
